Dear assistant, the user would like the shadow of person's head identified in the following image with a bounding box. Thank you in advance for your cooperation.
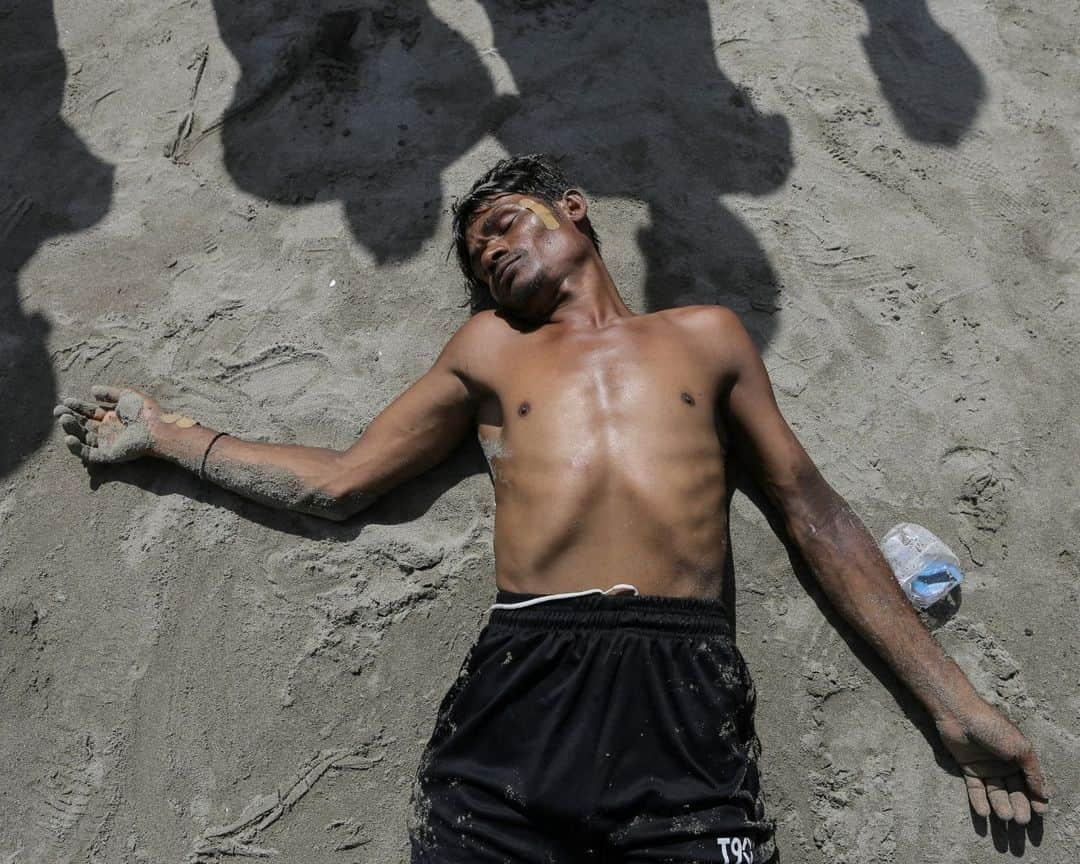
[211,0,512,263]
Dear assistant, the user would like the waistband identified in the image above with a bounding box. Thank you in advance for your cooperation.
[488,588,732,637]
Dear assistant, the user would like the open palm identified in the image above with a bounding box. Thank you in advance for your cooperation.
[54,385,158,464]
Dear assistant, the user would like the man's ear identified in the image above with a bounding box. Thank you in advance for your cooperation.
[560,189,588,224]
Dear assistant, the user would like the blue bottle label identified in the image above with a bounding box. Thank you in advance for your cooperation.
[911,561,963,599]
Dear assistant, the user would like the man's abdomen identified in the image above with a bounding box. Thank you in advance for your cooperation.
[490,424,731,597]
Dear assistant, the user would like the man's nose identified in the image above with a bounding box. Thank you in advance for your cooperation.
[482,245,508,278]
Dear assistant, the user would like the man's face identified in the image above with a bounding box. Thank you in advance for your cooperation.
[465,193,582,322]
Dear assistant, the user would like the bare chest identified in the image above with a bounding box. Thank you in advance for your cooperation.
[475,322,727,478]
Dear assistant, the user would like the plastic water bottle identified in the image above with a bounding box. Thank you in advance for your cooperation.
[880,523,964,609]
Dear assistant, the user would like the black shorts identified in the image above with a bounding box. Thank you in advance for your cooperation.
[409,590,776,863]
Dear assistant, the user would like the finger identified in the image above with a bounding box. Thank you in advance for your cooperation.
[986,776,1013,822]
[61,397,107,421]
[1017,745,1051,807]
[86,429,99,447]
[965,775,991,818]
[65,435,105,464]
[59,414,88,441]
[1006,774,1031,826]
[65,435,91,461]
[91,384,121,404]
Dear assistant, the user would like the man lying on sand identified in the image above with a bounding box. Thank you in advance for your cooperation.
[56,154,1048,862]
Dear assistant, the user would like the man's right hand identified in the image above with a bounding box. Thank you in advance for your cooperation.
[50,312,482,516]
[54,385,161,465]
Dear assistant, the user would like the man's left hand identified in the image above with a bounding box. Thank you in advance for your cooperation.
[935,702,1050,825]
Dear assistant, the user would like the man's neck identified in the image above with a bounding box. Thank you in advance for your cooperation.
[546,257,634,329]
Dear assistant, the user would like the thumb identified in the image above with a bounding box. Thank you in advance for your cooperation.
[115,390,147,424]
[1018,745,1051,809]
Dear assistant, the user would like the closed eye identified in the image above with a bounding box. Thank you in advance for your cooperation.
[469,205,520,278]
[498,212,518,234]
[484,214,519,273]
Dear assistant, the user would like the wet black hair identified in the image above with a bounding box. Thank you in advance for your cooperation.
[451,153,601,313]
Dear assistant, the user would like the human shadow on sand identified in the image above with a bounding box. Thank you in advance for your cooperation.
[858,0,985,146]
[209,1,515,265]
[0,0,113,479]
[209,0,792,337]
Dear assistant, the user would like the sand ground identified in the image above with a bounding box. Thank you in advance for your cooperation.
[2,1,1078,861]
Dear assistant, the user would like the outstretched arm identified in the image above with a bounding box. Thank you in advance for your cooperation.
[709,307,1050,825]
[55,321,481,521]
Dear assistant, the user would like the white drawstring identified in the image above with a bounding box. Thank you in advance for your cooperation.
[489,583,640,610]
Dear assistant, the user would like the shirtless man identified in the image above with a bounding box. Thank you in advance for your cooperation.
[56,154,1048,862]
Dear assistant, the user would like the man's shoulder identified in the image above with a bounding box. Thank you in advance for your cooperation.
[446,309,515,354]
[447,308,509,345]
[661,303,745,333]
[436,309,513,388]
[658,305,760,382]
[660,304,750,353]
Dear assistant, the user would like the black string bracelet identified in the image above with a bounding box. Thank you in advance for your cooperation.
[199,431,229,481]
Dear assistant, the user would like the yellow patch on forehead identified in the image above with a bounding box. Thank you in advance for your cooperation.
[519,197,559,230]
